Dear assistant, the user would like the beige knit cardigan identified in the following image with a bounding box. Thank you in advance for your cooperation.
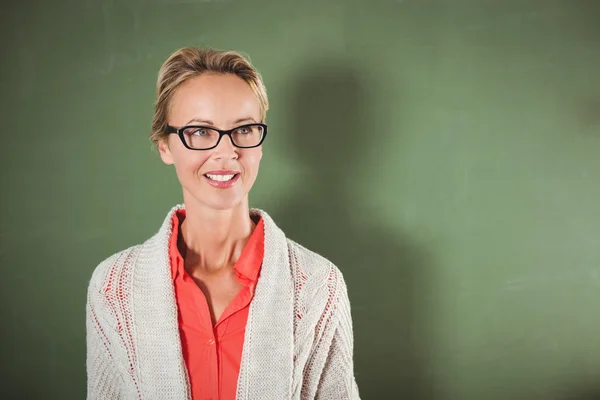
[86,205,360,399]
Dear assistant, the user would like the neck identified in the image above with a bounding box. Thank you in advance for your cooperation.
[179,198,255,274]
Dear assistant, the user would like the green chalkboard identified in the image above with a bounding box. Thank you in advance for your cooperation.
[1,0,600,399]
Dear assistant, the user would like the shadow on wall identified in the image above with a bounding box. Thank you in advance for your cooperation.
[570,0,600,36]
[562,388,600,400]
[566,0,600,131]
[269,56,437,399]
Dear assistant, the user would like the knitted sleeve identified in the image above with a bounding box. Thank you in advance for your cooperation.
[86,258,124,400]
[314,268,361,400]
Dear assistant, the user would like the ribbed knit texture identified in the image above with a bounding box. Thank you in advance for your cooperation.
[86,205,360,399]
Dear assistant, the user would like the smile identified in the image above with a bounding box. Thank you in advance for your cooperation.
[203,172,241,188]
[205,173,236,182]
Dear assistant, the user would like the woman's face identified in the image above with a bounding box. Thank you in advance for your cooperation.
[158,73,263,211]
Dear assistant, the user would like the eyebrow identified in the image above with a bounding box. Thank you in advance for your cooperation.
[185,117,258,126]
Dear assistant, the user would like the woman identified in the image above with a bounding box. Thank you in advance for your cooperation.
[86,47,360,400]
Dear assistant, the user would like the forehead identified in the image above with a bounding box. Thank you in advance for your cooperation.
[169,73,261,126]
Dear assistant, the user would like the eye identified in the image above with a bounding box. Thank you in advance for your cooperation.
[192,128,210,136]
[235,126,252,135]
[183,127,210,137]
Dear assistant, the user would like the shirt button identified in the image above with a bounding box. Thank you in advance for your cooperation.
[208,338,215,345]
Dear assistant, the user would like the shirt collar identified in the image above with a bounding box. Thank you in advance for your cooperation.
[169,209,186,281]
[168,209,264,284]
[234,217,264,284]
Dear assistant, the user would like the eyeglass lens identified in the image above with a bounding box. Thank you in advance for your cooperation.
[182,124,264,149]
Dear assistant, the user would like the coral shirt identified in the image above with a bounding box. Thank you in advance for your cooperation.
[169,209,264,400]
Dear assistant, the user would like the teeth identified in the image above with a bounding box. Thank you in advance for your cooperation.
[206,174,235,182]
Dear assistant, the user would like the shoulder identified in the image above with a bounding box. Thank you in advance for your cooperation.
[286,238,339,277]
[253,207,351,310]
[285,238,349,305]
[89,204,178,294]
[87,244,143,303]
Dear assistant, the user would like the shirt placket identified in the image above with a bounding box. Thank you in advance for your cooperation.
[189,278,220,400]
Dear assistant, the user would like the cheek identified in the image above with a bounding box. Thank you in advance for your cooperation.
[244,149,263,172]
[173,151,210,177]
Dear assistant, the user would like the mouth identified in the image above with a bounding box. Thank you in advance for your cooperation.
[204,173,239,182]
[203,172,241,188]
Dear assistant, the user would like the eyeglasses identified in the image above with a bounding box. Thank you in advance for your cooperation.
[166,123,267,150]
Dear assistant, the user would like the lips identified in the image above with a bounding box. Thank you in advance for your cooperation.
[203,170,241,189]
[205,173,236,182]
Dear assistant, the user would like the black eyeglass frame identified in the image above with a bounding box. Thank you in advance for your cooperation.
[166,123,268,150]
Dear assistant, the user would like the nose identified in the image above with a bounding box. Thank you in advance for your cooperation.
[211,134,238,159]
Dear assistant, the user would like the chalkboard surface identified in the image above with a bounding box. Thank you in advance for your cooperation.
[1,1,599,399]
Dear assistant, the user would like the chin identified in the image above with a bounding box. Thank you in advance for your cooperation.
[207,201,243,211]
[182,180,251,212]
[199,192,247,212]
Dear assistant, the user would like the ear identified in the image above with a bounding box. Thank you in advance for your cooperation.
[158,138,174,165]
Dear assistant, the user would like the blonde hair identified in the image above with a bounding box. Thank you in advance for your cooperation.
[150,47,269,146]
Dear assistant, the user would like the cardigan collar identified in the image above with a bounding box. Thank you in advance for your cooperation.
[131,204,294,399]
